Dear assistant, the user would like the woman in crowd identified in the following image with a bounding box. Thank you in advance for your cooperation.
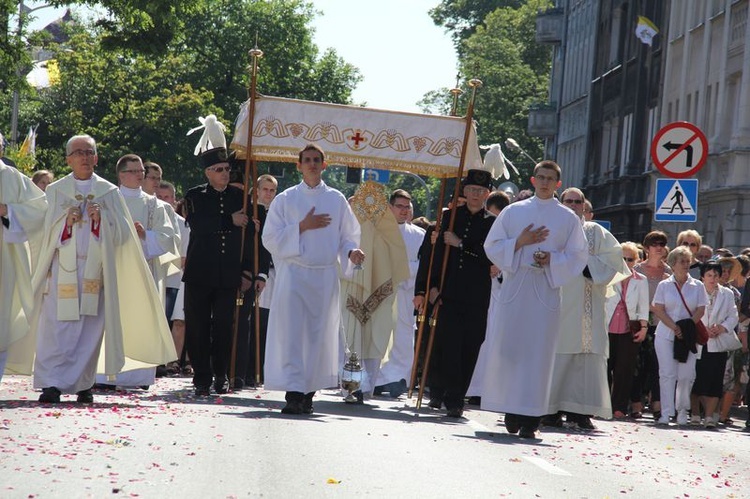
[690,261,738,428]
[677,229,702,278]
[632,231,672,420]
[716,256,744,425]
[652,246,707,426]
[605,242,650,419]
[31,170,54,191]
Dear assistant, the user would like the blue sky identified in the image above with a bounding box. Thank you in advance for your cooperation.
[28,0,458,113]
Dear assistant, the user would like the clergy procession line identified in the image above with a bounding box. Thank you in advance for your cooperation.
[2,132,750,442]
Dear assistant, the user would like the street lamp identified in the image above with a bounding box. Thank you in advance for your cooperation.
[391,171,431,220]
[504,138,539,164]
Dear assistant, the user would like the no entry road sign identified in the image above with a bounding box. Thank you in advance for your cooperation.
[650,121,708,178]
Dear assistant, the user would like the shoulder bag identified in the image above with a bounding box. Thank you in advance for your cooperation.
[674,282,709,345]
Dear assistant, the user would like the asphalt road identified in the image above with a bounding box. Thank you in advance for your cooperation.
[2,375,749,498]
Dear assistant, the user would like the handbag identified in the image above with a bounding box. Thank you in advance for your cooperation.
[712,330,743,352]
[674,282,709,345]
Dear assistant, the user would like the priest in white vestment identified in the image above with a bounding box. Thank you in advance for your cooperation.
[545,188,629,428]
[95,154,179,389]
[0,160,47,381]
[262,143,364,415]
[375,189,425,398]
[31,135,176,404]
[480,161,588,439]
[340,182,408,401]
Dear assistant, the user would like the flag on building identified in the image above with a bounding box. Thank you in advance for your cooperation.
[635,15,659,46]
[18,126,37,156]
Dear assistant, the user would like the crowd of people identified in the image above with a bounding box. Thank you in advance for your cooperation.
[1,134,749,441]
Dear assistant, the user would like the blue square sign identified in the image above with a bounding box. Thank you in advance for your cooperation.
[654,178,698,222]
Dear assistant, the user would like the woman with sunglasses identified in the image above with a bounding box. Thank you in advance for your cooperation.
[632,231,673,420]
[677,229,703,278]
[605,242,650,419]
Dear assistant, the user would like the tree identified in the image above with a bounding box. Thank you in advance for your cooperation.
[11,0,361,194]
[429,0,523,52]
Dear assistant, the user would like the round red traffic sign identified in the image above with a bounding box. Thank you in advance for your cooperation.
[650,121,708,178]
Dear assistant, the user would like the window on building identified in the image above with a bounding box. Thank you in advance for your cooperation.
[620,113,633,175]
[686,94,692,122]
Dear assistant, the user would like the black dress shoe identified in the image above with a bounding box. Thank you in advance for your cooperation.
[231,377,245,391]
[446,407,464,418]
[466,396,481,406]
[281,400,304,415]
[213,379,229,394]
[540,413,564,427]
[303,392,314,414]
[576,416,596,430]
[93,383,117,391]
[76,389,94,404]
[428,396,443,409]
[518,427,537,439]
[504,413,520,434]
[39,387,61,403]
[194,386,211,397]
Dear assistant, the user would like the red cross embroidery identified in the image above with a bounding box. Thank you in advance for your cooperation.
[349,131,366,148]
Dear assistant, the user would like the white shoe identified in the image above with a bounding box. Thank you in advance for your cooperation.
[704,416,717,429]
[677,410,689,426]
[690,415,701,425]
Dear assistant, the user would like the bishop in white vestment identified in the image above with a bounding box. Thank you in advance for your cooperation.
[262,144,364,415]
[479,161,588,438]
[0,160,47,381]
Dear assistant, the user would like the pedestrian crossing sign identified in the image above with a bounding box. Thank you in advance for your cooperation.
[654,178,698,222]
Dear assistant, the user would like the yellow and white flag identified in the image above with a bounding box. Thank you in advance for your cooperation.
[635,16,659,46]
[18,126,36,156]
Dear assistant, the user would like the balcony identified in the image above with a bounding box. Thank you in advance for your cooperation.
[536,7,565,44]
[528,103,558,137]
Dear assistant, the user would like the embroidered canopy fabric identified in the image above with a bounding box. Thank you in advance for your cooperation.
[230,95,483,178]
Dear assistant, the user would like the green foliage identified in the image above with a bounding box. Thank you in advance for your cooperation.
[7,0,360,194]
[430,0,523,52]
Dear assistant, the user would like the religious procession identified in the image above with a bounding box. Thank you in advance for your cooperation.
[2,74,750,446]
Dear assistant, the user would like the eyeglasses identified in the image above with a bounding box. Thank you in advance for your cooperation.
[563,199,583,205]
[122,169,145,174]
[649,242,667,247]
[624,257,636,262]
[209,166,231,173]
[681,242,699,248]
[463,186,488,195]
[67,149,96,157]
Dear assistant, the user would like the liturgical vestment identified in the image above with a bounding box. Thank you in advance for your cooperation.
[0,160,47,379]
[262,181,360,394]
[30,173,176,394]
[479,196,588,417]
[546,220,629,419]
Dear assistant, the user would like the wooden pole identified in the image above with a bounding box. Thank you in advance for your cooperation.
[229,44,263,390]
[416,78,482,409]
[407,178,447,399]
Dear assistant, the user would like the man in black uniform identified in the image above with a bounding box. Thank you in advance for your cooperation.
[183,147,269,396]
[428,170,495,418]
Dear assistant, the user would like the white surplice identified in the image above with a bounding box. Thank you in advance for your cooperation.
[466,275,503,397]
[376,221,425,387]
[94,186,179,388]
[547,221,629,418]
[262,181,360,393]
[0,161,47,379]
[479,196,588,417]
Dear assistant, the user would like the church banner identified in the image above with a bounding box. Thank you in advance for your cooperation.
[230,95,482,178]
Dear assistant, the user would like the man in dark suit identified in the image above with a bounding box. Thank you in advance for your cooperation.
[183,147,269,396]
[428,170,495,418]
